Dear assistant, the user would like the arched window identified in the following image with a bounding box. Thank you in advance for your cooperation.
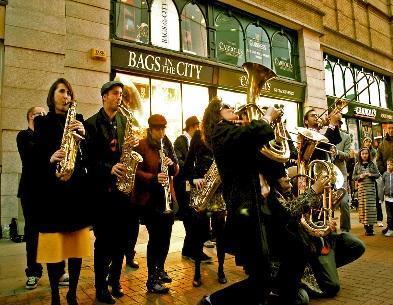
[333,63,344,97]
[379,78,387,108]
[181,3,207,57]
[215,13,245,66]
[245,24,271,68]
[272,32,295,79]
[115,0,149,44]
[324,59,334,96]
[344,66,355,100]
[369,76,380,107]
[356,70,370,104]
[151,0,180,51]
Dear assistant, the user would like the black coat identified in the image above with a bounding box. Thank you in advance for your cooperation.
[211,119,274,267]
[34,112,90,233]
[17,128,36,199]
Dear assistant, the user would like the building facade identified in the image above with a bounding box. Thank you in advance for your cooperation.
[1,0,392,229]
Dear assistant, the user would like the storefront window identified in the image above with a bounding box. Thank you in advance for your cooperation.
[151,79,182,142]
[245,24,271,68]
[356,71,370,104]
[115,73,151,127]
[333,64,344,97]
[379,79,387,108]
[344,67,355,99]
[151,0,180,51]
[272,32,295,79]
[114,0,149,44]
[369,76,380,107]
[324,59,334,96]
[181,84,209,126]
[181,3,207,57]
[215,13,245,66]
[216,89,246,109]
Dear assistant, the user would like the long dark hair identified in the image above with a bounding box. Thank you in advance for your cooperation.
[46,78,74,112]
[201,96,223,150]
[358,147,371,163]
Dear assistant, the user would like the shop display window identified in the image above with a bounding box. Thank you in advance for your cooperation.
[151,79,182,142]
[151,0,180,51]
[181,84,209,126]
[114,0,149,44]
[271,32,295,79]
[215,13,245,67]
[181,3,207,57]
[245,24,271,68]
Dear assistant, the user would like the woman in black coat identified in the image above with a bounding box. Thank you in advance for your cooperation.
[183,129,227,287]
[34,78,90,305]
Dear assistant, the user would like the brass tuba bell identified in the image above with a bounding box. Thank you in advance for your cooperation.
[239,62,290,163]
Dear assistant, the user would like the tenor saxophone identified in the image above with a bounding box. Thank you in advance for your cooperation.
[116,105,144,194]
[56,100,82,178]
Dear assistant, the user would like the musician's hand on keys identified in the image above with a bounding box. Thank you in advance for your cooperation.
[69,120,86,137]
[311,174,330,194]
[263,107,280,124]
[50,149,66,163]
[58,169,72,182]
[111,163,127,179]
[130,136,139,148]
[327,219,338,233]
[163,157,174,167]
[329,112,342,126]
[193,178,205,191]
[157,172,169,185]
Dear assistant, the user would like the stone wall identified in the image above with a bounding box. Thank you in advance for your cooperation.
[0,0,111,227]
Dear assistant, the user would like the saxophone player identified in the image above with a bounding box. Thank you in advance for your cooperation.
[133,114,179,293]
[34,78,90,305]
[85,81,139,304]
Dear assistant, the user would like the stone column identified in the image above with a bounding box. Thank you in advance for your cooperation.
[298,28,327,113]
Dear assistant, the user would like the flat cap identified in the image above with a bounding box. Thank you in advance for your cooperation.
[101,80,123,96]
[184,116,200,131]
[148,114,167,127]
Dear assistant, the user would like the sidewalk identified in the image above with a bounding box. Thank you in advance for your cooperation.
[0,210,392,305]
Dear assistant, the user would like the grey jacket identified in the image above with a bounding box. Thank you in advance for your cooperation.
[334,130,351,177]
[382,171,393,197]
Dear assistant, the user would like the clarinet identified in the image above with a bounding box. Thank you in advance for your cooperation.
[159,139,173,214]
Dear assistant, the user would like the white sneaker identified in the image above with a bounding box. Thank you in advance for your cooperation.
[59,273,69,286]
[384,230,393,237]
[25,276,40,289]
[204,240,216,248]
[377,221,384,227]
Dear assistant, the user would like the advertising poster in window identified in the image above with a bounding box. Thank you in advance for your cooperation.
[347,118,359,150]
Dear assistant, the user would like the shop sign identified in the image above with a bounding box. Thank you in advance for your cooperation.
[354,106,377,119]
[111,45,214,84]
[247,38,270,65]
[218,68,304,102]
[218,41,243,59]
[273,56,295,79]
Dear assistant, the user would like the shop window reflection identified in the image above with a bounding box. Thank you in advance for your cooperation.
[272,32,295,79]
[215,13,245,67]
[151,0,180,51]
[151,79,182,142]
[115,0,149,44]
[115,73,151,128]
[181,3,207,57]
[246,24,271,68]
[182,84,209,128]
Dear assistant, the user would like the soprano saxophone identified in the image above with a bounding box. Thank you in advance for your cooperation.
[159,139,173,214]
[56,100,83,178]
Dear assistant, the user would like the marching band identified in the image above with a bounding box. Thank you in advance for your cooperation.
[20,62,368,305]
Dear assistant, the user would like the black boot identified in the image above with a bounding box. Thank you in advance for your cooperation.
[193,261,202,287]
[147,270,169,294]
[217,265,227,284]
[96,288,116,304]
[66,291,78,305]
[51,293,61,305]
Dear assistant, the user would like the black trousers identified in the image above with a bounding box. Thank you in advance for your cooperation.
[93,192,136,290]
[20,197,43,278]
[145,212,174,278]
[125,209,140,262]
[385,201,393,230]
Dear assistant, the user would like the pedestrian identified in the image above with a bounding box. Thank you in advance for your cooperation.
[353,147,380,236]
[381,159,393,237]
[17,106,46,289]
[34,78,91,305]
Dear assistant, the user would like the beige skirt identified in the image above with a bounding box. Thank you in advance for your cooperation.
[37,227,91,263]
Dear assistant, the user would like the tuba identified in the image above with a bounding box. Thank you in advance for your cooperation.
[240,62,290,163]
[116,83,145,194]
[56,100,83,178]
